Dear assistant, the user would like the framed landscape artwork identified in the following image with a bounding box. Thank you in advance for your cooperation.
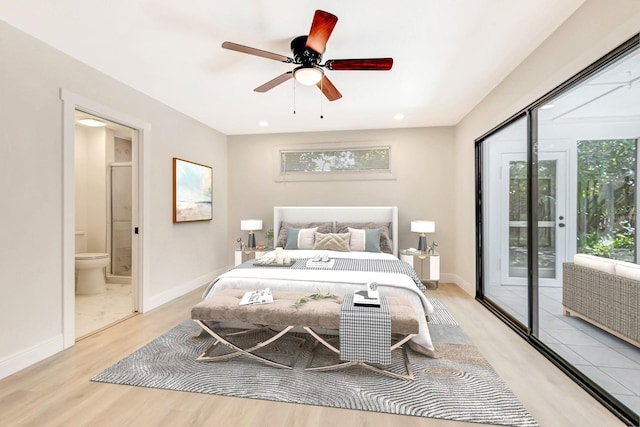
[173,157,213,223]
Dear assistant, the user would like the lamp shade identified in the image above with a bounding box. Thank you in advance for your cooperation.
[240,219,263,231]
[411,220,435,233]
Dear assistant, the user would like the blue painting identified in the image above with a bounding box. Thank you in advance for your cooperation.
[173,158,213,222]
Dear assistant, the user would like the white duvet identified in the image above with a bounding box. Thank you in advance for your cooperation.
[203,249,436,354]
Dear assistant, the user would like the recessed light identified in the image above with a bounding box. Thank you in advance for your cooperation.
[540,104,555,110]
[77,118,106,127]
[259,121,269,127]
[394,113,405,120]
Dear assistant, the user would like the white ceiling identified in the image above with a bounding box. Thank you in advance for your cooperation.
[542,48,640,122]
[1,0,586,135]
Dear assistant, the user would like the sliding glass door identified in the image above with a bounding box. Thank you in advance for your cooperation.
[477,37,640,425]
[482,121,568,327]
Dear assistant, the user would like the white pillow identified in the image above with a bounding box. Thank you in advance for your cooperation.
[573,254,615,274]
[614,260,640,281]
[349,228,365,251]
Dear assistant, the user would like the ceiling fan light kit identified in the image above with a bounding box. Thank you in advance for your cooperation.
[222,9,393,102]
[293,66,323,86]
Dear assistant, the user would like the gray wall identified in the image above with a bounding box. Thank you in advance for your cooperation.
[227,127,456,273]
[0,20,228,377]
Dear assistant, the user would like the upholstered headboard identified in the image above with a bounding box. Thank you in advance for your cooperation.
[273,206,399,255]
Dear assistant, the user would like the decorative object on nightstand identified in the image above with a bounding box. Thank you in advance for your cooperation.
[240,219,263,249]
[265,228,274,249]
[429,241,438,254]
[410,220,435,252]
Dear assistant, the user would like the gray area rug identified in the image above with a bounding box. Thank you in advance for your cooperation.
[92,299,538,426]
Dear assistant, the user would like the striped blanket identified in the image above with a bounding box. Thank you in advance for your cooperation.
[238,257,426,293]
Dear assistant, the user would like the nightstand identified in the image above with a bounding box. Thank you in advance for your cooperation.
[400,250,440,289]
[234,248,272,266]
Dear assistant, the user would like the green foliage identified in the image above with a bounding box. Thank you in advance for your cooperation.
[292,289,337,309]
[577,139,636,261]
[265,228,274,246]
[281,148,389,172]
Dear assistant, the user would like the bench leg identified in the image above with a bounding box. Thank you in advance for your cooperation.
[195,320,300,369]
[303,328,416,381]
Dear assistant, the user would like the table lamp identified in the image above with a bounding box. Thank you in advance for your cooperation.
[411,220,435,252]
[241,219,263,249]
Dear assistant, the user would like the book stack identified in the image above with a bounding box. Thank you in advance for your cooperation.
[353,290,381,307]
[239,288,273,305]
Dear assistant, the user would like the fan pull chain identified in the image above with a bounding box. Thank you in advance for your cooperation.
[320,79,324,119]
[293,79,296,115]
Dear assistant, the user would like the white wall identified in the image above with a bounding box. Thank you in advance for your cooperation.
[454,0,640,295]
[0,20,228,378]
[75,126,89,238]
[75,125,109,253]
[227,127,456,274]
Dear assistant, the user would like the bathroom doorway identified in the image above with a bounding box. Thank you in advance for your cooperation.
[74,111,138,339]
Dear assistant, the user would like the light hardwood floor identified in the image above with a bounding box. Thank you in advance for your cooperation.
[0,283,625,427]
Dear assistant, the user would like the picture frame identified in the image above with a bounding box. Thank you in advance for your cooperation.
[173,157,213,223]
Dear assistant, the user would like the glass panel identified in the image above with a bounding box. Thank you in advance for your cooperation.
[111,165,132,276]
[508,160,527,278]
[507,159,558,279]
[536,47,640,419]
[479,41,640,424]
[577,139,636,262]
[538,160,557,279]
[482,116,529,326]
[281,147,390,173]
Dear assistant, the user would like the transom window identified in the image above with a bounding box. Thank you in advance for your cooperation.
[275,143,394,182]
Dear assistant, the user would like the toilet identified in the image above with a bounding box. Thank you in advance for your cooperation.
[75,232,110,295]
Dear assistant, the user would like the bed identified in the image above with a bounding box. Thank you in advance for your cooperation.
[202,206,436,357]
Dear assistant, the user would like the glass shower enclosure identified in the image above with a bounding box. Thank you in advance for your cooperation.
[108,162,132,280]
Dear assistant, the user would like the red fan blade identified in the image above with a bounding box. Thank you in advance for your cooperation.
[254,72,293,92]
[222,41,293,63]
[306,10,338,54]
[316,75,342,101]
[325,58,393,71]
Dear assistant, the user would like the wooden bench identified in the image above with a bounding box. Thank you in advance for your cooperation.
[191,289,420,380]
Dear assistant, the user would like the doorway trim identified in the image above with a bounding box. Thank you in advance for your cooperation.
[60,89,151,349]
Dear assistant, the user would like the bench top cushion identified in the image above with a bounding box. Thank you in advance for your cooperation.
[191,289,419,335]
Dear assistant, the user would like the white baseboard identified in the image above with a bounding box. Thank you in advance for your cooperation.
[143,268,226,312]
[442,273,475,296]
[0,334,64,381]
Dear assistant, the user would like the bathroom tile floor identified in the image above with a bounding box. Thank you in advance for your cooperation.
[75,283,134,339]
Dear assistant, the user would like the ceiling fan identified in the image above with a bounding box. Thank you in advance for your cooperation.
[222,9,393,101]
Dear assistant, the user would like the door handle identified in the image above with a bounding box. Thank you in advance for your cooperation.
[558,223,566,228]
